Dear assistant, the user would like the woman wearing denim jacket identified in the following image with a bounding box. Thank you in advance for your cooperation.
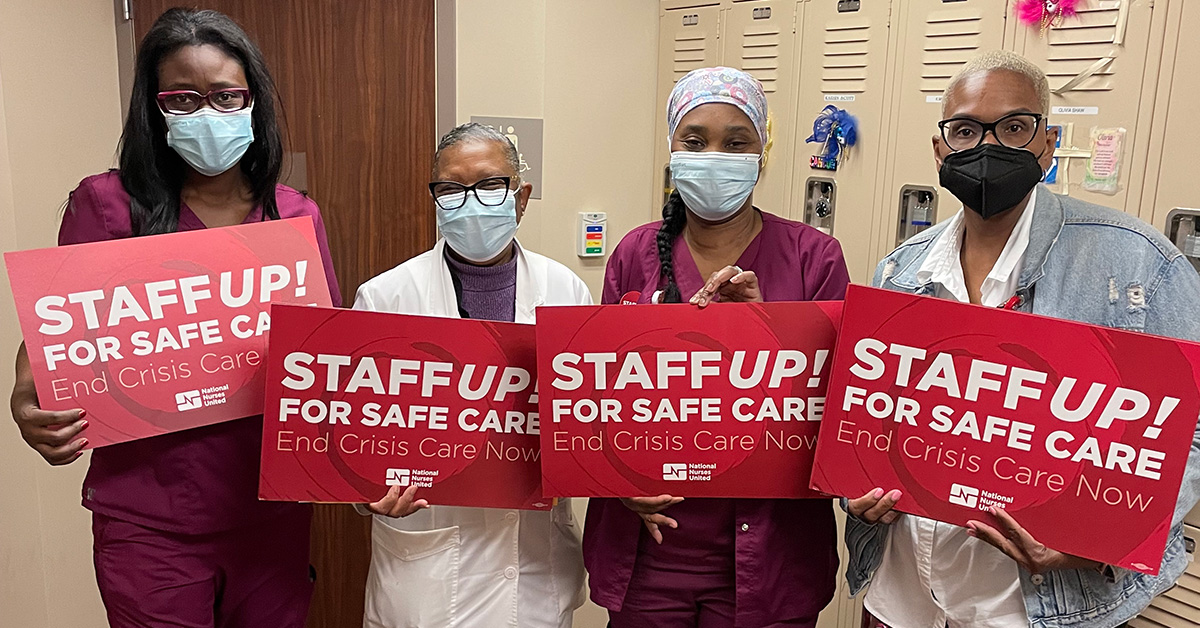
[844,50,1200,628]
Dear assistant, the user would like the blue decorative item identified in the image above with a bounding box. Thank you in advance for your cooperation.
[806,105,858,171]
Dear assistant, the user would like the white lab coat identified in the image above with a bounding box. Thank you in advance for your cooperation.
[354,239,591,628]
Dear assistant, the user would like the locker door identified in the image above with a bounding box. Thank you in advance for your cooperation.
[723,0,800,216]
[653,2,724,217]
[789,0,894,283]
[1144,0,1200,259]
[1011,0,1158,215]
[877,0,1007,264]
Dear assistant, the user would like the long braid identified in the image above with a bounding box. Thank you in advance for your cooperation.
[656,191,688,303]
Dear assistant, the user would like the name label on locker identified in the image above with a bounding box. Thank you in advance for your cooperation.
[1052,106,1100,116]
[926,95,944,104]
[825,94,856,102]
[682,14,699,26]
[753,7,771,19]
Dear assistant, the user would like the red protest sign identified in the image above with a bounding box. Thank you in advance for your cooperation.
[258,305,548,510]
[536,301,841,498]
[811,285,1200,575]
[4,218,331,447]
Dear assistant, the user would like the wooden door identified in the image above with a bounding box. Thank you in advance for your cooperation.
[129,2,437,627]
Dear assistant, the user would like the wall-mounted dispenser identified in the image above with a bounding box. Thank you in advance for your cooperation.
[897,185,937,246]
[1166,208,1200,272]
[803,177,836,235]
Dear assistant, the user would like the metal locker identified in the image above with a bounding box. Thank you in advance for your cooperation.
[876,0,1008,265]
[653,1,724,216]
[788,0,895,283]
[1143,0,1200,272]
[1009,0,1160,216]
[722,0,801,216]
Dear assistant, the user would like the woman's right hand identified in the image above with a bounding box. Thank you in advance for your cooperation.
[847,488,903,525]
[365,484,430,518]
[10,343,88,465]
[621,494,684,544]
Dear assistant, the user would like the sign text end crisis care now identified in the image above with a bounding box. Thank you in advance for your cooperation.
[811,285,1200,574]
[5,218,332,446]
[536,302,841,499]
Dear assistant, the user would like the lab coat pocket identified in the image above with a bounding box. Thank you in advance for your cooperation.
[364,518,461,628]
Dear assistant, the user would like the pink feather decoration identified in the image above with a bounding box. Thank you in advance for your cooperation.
[1015,0,1080,26]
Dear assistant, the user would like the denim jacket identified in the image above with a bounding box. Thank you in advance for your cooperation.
[844,185,1200,628]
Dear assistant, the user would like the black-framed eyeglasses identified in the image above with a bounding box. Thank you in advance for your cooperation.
[156,88,253,115]
[938,113,1044,152]
[428,176,514,211]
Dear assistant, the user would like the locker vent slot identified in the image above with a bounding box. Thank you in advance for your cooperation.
[919,9,984,93]
[741,28,782,93]
[822,21,871,93]
[672,30,710,81]
[1045,4,1121,92]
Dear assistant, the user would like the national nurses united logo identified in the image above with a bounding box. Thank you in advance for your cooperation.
[176,389,203,411]
[949,483,980,508]
[661,462,717,481]
[386,468,438,488]
[662,463,687,481]
[948,483,1013,511]
[174,385,230,411]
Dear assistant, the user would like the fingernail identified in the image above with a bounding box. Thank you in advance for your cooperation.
[79,439,89,448]
[888,490,903,500]
[78,410,87,419]
[78,420,89,429]
[872,488,884,499]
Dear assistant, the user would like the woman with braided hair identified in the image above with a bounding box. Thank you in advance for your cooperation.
[583,67,851,628]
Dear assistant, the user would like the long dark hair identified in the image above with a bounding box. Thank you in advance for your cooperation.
[118,8,283,235]
[656,191,688,303]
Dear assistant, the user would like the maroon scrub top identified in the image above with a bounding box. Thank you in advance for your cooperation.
[58,171,342,534]
[585,210,851,627]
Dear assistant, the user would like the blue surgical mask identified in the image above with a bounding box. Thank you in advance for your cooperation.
[164,107,254,177]
[670,151,760,222]
[437,187,520,263]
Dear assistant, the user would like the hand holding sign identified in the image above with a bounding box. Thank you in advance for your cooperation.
[690,265,761,308]
[621,495,684,544]
[966,507,1101,575]
[847,488,903,525]
[366,484,430,518]
[10,344,88,464]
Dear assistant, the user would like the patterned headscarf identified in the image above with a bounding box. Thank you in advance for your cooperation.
[667,66,769,148]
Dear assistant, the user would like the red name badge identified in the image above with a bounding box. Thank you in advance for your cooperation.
[4,218,332,447]
[811,285,1200,575]
[536,301,842,499]
[259,305,549,509]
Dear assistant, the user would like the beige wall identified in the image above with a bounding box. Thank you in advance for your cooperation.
[0,0,122,626]
[456,2,659,625]
[456,0,659,299]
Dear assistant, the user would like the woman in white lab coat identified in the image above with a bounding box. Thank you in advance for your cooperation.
[353,122,590,628]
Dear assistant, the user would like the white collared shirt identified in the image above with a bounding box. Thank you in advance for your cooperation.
[865,192,1036,628]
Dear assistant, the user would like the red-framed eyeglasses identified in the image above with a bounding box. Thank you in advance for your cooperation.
[156,88,252,115]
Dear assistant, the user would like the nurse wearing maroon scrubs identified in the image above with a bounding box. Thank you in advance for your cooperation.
[585,67,851,628]
[7,9,339,628]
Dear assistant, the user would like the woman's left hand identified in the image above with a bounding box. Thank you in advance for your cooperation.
[967,506,1100,574]
[690,265,762,308]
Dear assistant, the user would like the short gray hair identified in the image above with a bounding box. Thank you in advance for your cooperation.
[943,50,1050,116]
[432,122,520,178]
